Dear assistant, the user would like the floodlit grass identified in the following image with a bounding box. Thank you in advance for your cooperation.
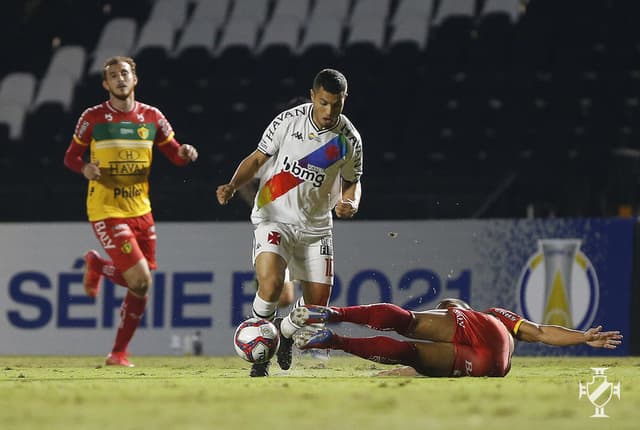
[1,355,638,430]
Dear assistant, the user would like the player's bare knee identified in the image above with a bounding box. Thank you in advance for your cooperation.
[128,275,151,297]
[258,275,285,293]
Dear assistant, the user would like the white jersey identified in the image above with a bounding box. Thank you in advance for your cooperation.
[251,103,363,233]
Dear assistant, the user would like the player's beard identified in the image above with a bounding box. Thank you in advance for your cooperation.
[110,86,133,101]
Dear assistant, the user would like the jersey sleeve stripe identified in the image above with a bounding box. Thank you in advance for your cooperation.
[513,318,524,335]
[157,131,175,146]
[73,135,89,146]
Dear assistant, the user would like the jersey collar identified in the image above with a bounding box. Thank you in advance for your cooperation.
[308,106,340,135]
[106,100,138,113]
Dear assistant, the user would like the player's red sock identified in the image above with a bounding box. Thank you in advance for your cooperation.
[336,335,419,366]
[335,303,414,335]
[89,254,129,287]
[111,292,147,353]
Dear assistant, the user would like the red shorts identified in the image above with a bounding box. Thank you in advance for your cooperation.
[90,213,157,272]
[448,308,513,377]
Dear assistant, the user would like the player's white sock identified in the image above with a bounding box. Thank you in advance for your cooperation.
[252,294,278,321]
[279,315,301,338]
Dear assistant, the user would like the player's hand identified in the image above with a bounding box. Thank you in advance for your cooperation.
[584,326,623,349]
[216,184,236,205]
[335,199,358,218]
[178,144,198,162]
[82,161,101,180]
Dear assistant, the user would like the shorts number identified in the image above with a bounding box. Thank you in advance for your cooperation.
[325,258,333,277]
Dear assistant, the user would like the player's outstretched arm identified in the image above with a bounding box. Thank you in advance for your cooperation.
[517,320,622,349]
[217,150,269,205]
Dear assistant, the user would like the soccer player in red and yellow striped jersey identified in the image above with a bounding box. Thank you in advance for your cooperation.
[64,56,198,367]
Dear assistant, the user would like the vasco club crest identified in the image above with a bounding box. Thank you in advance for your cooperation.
[579,367,621,417]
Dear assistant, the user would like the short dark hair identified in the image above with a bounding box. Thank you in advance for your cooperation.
[102,56,137,80]
[436,298,472,310]
[313,69,347,95]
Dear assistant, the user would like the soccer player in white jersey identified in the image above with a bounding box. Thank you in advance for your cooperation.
[217,69,363,377]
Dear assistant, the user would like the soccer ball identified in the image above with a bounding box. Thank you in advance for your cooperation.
[233,318,280,363]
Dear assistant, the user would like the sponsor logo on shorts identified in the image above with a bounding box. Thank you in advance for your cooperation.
[320,236,333,256]
[267,231,281,245]
[94,221,115,249]
[121,241,133,254]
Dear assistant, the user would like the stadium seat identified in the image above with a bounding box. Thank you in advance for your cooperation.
[0,104,28,141]
[43,46,87,85]
[346,13,388,52]
[299,15,343,53]
[257,14,302,55]
[190,0,231,23]
[270,0,310,23]
[147,0,188,32]
[307,0,351,22]
[88,17,137,75]
[133,19,176,75]
[431,0,477,26]
[0,72,37,109]
[31,74,75,113]
[173,19,217,80]
[217,16,260,56]
[480,0,521,22]
[391,0,435,24]
[470,0,521,68]
[351,0,391,22]
[215,16,261,87]
[228,0,270,24]
[256,14,302,87]
[298,16,343,78]
[427,0,476,70]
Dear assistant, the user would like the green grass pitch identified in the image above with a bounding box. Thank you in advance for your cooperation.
[1,355,638,430]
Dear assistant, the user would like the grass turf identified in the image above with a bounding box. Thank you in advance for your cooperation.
[1,355,638,430]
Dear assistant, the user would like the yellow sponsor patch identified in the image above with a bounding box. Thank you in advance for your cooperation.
[121,241,133,254]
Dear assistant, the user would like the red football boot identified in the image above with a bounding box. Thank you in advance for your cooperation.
[105,351,135,367]
[82,250,102,298]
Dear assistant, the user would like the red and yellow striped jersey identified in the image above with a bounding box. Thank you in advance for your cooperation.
[73,101,174,221]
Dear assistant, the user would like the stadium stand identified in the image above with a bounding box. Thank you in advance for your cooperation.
[1,0,639,221]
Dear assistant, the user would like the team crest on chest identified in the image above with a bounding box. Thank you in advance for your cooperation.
[137,126,149,139]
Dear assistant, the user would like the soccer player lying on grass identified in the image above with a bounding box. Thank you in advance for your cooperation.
[292,299,623,377]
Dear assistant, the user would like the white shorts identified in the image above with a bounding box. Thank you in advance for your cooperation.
[252,222,334,285]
